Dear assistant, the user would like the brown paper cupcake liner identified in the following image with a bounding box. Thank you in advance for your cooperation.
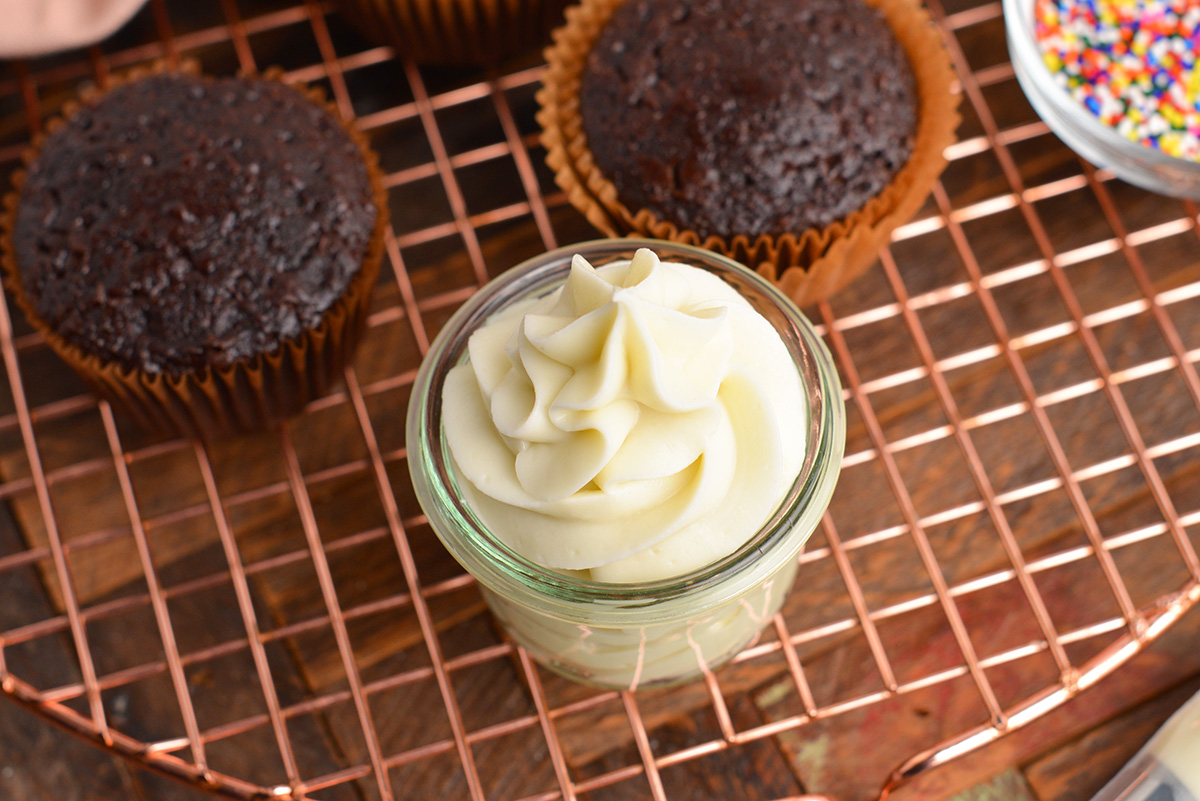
[334,0,572,65]
[537,0,961,307]
[0,60,389,441]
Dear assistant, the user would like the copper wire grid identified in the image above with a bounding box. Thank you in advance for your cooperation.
[0,1,1198,800]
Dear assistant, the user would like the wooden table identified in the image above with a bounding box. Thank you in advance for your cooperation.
[1,0,1199,800]
[3,605,1198,801]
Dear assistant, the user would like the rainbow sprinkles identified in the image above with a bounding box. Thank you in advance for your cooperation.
[1035,0,1200,161]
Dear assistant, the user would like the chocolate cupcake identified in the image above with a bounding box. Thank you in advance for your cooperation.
[332,0,573,64]
[2,63,387,439]
[538,0,959,305]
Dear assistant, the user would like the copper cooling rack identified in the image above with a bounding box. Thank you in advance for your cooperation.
[1,1,1199,800]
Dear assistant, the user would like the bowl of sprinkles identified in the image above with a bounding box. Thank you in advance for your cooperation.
[1004,0,1200,198]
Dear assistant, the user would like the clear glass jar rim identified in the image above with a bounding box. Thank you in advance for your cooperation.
[406,239,846,623]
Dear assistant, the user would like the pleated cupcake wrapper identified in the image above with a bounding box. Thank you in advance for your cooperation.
[334,0,571,64]
[0,60,389,441]
[537,0,961,307]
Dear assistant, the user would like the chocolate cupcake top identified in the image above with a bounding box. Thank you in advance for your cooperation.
[13,71,378,375]
[579,0,917,239]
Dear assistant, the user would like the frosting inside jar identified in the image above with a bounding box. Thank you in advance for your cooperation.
[442,248,805,583]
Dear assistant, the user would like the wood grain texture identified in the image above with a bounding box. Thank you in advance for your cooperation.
[1023,675,1200,801]
[3,0,1200,798]
[945,769,1038,801]
[4,144,1200,801]
[886,612,1200,801]
[0,502,142,801]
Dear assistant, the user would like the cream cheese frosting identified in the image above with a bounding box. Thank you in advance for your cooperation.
[442,248,806,583]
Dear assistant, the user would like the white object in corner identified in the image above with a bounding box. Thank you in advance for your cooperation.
[1091,687,1200,801]
[0,0,150,58]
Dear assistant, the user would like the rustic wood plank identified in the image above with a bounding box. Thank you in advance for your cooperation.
[753,447,1200,801]
[1022,675,1200,801]
[0,489,222,801]
[0,500,143,801]
[5,3,1200,800]
[0,474,369,800]
[946,768,1038,801]
[886,616,1200,801]
[0,280,408,611]
[6,172,1199,801]
[552,692,806,801]
[751,555,1200,800]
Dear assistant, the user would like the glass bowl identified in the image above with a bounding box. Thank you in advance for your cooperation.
[1004,0,1200,198]
[406,239,845,690]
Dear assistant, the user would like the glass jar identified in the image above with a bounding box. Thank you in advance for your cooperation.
[406,239,845,690]
[1005,0,1200,199]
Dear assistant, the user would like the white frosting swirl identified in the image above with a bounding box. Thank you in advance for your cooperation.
[443,248,805,583]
